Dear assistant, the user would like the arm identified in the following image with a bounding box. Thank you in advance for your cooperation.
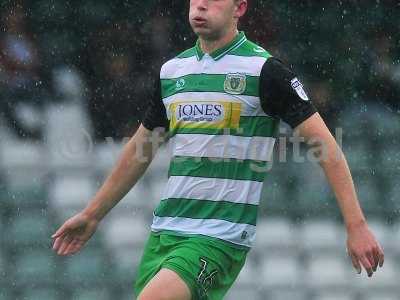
[52,74,168,256]
[82,124,159,221]
[296,112,384,277]
[259,58,384,277]
[51,124,164,255]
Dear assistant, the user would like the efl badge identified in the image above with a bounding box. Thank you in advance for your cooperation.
[290,77,309,101]
[224,73,246,95]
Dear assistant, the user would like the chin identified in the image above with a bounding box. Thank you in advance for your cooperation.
[192,27,210,36]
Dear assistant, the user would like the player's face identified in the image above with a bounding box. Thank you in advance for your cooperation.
[189,0,244,40]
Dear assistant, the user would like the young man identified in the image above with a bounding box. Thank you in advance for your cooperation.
[52,1,385,299]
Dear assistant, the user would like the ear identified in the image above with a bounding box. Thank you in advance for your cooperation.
[234,0,248,19]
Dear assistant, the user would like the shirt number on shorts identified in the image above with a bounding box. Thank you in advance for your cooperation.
[197,257,218,295]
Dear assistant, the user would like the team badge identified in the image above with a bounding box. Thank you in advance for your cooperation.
[224,73,246,95]
[290,77,309,101]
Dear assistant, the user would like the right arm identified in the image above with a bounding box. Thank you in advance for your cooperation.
[51,124,163,255]
[82,124,157,222]
[52,76,169,256]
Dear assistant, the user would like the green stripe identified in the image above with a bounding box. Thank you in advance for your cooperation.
[170,116,279,137]
[154,198,258,226]
[161,74,259,99]
[176,47,196,59]
[169,156,268,182]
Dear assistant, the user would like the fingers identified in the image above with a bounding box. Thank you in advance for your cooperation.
[62,238,77,255]
[52,236,64,252]
[350,253,361,274]
[71,239,85,254]
[347,225,385,277]
[350,244,385,277]
[366,250,377,272]
[359,255,374,277]
[367,244,385,272]
[52,222,69,239]
[54,236,85,256]
[57,234,74,255]
[371,249,380,272]
[377,244,384,268]
[51,223,73,254]
[63,238,83,255]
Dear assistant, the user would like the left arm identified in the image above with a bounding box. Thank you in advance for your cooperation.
[259,57,384,277]
[296,113,384,277]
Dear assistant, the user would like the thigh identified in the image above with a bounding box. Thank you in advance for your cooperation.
[160,235,248,300]
[134,232,247,300]
[134,233,164,297]
[137,268,191,300]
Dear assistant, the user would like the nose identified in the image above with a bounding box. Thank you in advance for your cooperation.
[196,0,208,11]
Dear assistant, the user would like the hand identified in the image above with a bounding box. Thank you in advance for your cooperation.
[51,212,99,256]
[346,221,384,277]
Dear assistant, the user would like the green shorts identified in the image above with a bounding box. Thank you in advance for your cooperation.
[133,230,248,300]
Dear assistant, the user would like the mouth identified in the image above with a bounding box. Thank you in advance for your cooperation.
[193,16,207,25]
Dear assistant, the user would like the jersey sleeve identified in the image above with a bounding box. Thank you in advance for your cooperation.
[259,58,317,128]
[141,76,169,131]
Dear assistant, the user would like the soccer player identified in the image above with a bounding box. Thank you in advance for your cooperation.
[52,0,385,299]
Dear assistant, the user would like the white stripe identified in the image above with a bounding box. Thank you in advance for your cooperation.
[168,134,275,161]
[162,92,269,117]
[151,216,256,248]
[160,55,267,79]
[163,176,263,205]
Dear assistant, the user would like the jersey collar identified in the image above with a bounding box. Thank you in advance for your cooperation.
[195,31,247,61]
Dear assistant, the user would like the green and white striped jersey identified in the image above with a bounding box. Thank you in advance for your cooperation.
[142,31,316,249]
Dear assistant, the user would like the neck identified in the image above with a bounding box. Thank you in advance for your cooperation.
[199,27,239,54]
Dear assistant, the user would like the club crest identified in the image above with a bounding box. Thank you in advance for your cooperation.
[224,73,246,95]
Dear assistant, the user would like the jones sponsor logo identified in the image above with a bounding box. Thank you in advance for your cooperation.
[176,103,224,122]
[169,101,241,131]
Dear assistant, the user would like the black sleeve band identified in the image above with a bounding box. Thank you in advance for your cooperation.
[259,58,317,128]
[141,77,169,131]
